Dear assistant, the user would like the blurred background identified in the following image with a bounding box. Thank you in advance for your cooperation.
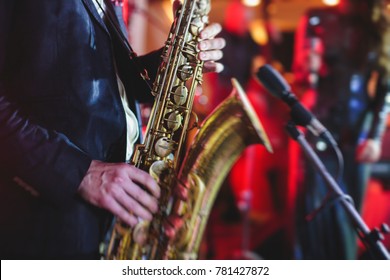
[122,0,390,259]
[128,0,338,58]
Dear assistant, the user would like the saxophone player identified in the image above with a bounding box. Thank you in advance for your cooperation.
[0,0,225,259]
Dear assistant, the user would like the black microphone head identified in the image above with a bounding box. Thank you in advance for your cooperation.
[255,64,291,99]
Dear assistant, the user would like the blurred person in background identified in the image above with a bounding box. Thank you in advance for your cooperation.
[293,0,390,259]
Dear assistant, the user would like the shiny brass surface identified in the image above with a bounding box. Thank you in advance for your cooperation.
[171,78,272,259]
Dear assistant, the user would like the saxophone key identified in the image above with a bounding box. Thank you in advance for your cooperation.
[165,111,183,131]
[154,137,176,157]
[177,64,194,81]
[172,85,188,105]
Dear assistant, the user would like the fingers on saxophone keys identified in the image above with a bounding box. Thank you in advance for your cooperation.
[199,23,222,40]
[199,50,223,62]
[172,0,181,15]
[102,195,139,227]
[203,61,224,73]
[116,188,155,221]
[163,214,184,239]
[122,180,159,214]
[198,37,226,52]
[174,184,188,201]
[126,165,161,199]
[115,197,155,228]
[110,177,159,226]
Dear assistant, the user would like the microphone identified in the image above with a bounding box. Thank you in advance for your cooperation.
[255,64,337,146]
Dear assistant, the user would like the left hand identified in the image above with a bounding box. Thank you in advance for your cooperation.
[171,1,225,73]
[198,23,226,73]
[355,138,382,163]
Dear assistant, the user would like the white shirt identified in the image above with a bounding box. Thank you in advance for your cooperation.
[93,0,139,161]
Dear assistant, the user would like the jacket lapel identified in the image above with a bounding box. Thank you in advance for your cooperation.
[81,0,110,35]
[103,0,129,36]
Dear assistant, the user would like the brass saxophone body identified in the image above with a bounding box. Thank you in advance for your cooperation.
[104,0,272,260]
[171,78,272,259]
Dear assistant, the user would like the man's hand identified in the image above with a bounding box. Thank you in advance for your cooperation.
[171,1,225,73]
[356,138,382,163]
[198,23,226,73]
[78,160,160,227]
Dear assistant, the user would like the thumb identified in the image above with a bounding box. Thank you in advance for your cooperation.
[172,0,182,17]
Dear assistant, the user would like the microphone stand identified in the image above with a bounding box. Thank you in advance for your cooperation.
[286,121,390,260]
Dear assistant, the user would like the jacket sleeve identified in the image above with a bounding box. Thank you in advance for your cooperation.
[0,3,92,206]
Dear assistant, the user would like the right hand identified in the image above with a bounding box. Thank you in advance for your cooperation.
[78,160,160,227]
[355,138,382,163]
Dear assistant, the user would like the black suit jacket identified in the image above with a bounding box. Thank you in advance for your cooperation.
[0,0,160,259]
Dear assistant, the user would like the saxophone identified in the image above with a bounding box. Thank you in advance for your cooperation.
[104,0,272,260]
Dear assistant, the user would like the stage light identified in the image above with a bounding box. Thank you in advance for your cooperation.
[242,0,261,7]
[322,0,339,6]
